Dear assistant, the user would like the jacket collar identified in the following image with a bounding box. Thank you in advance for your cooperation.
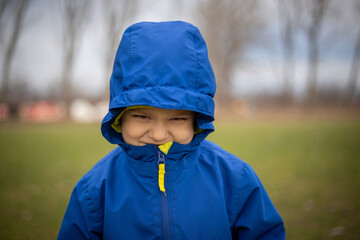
[119,131,210,174]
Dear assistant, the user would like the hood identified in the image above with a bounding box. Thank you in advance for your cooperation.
[101,21,216,145]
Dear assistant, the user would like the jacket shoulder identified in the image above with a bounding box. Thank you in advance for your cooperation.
[199,141,285,238]
[72,146,124,213]
[58,147,124,239]
[198,140,267,198]
[197,139,253,197]
[79,146,124,189]
[199,139,247,167]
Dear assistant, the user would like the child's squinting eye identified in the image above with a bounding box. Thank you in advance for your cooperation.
[132,114,150,120]
[171,117,189,121]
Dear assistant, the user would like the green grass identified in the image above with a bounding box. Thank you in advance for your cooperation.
[209,120,360,239]
[0,123,115,239]
[0,120,359,239]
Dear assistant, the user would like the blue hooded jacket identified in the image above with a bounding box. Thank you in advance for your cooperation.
[58,21,285,240]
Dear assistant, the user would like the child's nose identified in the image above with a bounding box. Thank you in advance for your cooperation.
[149,123,169,143]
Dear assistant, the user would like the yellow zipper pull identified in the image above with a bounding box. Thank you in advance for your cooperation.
[158,164,166,194]
[157,142,173,194]
[158,151,165,194]
[157,151,166,194]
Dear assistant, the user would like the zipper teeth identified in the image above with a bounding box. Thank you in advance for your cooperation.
[161,193,170,239]
[157,151,170,239]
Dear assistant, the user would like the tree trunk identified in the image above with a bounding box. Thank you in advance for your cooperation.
[306,25,319,104]
[61,47,75,107]
[1,0,29,103]
[346,26,360,103]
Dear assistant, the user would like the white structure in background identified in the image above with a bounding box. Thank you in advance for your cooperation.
[70,99,108,123]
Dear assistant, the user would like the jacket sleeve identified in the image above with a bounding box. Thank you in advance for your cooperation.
[57,176,103,240]
[232,163,286,240]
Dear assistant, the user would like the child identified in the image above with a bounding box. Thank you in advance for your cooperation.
[58,21,285,239]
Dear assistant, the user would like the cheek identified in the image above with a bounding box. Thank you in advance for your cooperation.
[171,123,195,144]
[121,121,147,145]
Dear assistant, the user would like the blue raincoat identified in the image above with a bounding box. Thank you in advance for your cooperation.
[58,21,285,240]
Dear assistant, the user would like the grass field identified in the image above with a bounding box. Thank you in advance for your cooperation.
[0,120,359,239]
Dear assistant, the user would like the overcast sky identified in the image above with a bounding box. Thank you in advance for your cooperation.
[1,0,358,100]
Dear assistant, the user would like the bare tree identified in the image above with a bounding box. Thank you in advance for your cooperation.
[346,26,360,103]
[0,0,12,42]
[276,0,299,102]
[57,0,92,111]
[197,0,263,107]
[345,2,360,104]
[297,0,330,103]
[0,0,31,103]
[101,0,138,98]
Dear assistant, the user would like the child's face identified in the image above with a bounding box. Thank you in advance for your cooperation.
[121,107,196,146]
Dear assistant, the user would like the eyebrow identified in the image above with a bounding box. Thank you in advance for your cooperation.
[127,109,151,115]
[171,111,196,118]
[129,110,194,119]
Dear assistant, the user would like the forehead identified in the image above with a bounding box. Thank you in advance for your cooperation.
[127,107,194,116]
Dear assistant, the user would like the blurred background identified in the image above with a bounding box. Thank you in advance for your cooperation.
[0,0,359,239]
[0,0,359,121]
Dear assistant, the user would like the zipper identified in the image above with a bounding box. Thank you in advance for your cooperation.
[157,151,170,239]
[157,151,166,194]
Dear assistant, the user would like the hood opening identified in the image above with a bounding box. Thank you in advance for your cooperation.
[101,21,216,146]
[101,105,214,146]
